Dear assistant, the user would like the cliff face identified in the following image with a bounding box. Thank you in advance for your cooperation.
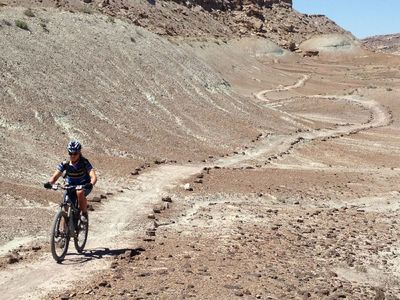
[168,0,292,11]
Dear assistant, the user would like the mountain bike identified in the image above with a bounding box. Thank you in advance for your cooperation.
[47,184,89,263]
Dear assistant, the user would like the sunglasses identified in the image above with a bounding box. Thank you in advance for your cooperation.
[68,152,80,156]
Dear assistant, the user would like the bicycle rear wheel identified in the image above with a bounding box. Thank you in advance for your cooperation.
[50,210,69,262]
[74,213,88,253]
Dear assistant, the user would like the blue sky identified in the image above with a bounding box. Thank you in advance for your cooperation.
[293,0,400,38]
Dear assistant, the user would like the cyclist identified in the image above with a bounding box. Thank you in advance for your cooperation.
[44,140,97,222]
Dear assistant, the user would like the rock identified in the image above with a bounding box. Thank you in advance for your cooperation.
[143,237,155,242]
[146,229,156,236]
[303,50,319,57]
[83,0,92,3]
[162,196,172,202]
[163,202,170,210]
[110,261,118,268]
[131,170,139,175]
[153,206,162,213]
[31,245,41,251]
[124,250,134,259]
[100,194,107,199]
[60,294,69,300]
[196,174,204,179]
[90,196,101,202]
[234,290,244,296]
[7,252,21,264]
[148,213,156,219]
[154,159,166,164]
[194,179,203,184]
[184,183,193,191]
[99,0,110,8]
[99,280,109,287]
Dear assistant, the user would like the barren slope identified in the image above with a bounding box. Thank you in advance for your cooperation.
[0,7,288,187]
[363,33,400,55]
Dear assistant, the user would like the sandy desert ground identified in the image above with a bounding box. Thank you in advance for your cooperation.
[0,3,400,300]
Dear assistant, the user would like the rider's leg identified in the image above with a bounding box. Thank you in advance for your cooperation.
[76,190,88,215]
[60,191,68,232]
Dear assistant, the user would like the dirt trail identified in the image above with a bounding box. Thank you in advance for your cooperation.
[0,165,201,299]
[0,74,392,299]
[217,77,391,167]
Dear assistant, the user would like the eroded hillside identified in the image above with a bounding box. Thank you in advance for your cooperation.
[0,7,296,187]
[1,0,350,49]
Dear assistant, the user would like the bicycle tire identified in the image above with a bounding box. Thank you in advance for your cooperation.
[74,213,88,253]
[50,210,69,262]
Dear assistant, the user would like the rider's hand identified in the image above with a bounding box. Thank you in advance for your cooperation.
[84,183,93,190]
[44,182,52,189]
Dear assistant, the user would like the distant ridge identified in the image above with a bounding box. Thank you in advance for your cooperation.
[362,33,400,55]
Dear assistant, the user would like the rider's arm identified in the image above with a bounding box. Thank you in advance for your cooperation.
[48,170,62,184]
[89,169,97,186]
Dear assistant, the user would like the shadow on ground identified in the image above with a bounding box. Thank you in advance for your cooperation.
[60,247,145,265]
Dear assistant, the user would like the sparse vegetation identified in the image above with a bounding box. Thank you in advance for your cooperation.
[15,20,29,31]
[24,8,35,18]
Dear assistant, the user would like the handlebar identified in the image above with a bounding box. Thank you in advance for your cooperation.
[49,183,84,191]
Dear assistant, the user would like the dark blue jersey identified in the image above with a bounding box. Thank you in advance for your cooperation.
[57,157,93,185]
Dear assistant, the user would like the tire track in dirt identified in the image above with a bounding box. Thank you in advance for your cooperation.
[0,165,201,299]
[0,74,392,300]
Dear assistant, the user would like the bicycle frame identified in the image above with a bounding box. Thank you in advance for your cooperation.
[55,185,83,235]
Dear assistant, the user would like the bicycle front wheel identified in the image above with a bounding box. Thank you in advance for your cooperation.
[50,210,69,262]
[74,213,88,253]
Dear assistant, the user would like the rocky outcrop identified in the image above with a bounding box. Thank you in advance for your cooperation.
[167,0,292,11]
[0,0,349,49]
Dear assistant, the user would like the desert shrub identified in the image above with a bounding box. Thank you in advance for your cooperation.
[24,8,35,17]
[15,20,29,30]
[386,87,393,92]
